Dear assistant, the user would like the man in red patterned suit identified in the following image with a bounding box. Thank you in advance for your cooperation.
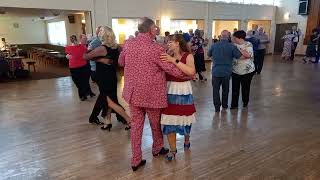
[119,17,190,171]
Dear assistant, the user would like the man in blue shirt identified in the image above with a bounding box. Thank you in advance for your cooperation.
[208,30,242,112]
[88,26,102,83]
[245,30,260,73]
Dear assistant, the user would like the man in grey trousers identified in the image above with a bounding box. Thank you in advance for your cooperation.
[208,30,242,112]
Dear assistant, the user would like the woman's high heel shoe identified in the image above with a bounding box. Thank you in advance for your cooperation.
[125,125,131,131]
[165,150,177,162]
[101,124,112,131]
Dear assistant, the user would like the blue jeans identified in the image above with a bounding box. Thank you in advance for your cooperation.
[212,76,230,110]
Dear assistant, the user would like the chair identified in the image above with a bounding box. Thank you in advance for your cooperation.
[26,61,36,72]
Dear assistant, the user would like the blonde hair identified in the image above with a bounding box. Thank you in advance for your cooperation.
[98,26,118,49]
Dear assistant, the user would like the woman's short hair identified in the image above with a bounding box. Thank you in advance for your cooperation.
[70,35,77,43]
[233,30,246,40]
[194,29,201,37]
[98,26,118,49]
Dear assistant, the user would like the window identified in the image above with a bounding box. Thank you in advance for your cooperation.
[112,18,139,44]
[170,20,199,34]
[47,21,67,46]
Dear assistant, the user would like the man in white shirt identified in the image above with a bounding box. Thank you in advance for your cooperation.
[291,26,301,60]
[0,38,7,51]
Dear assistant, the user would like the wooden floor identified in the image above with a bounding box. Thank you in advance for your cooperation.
[1,56,320,180]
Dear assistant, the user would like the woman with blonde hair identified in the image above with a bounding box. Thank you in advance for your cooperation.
[84,26,130,131]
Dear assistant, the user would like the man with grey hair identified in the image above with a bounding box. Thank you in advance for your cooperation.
[246,30,260,62]
[119,17,190,171]
[254,27,269,74]
[207,30,242,112]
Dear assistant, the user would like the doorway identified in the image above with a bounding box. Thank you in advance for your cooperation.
[212,20,239,39]
[274,23,298,54]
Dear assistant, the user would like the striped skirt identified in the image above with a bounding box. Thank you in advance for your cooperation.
[161,81,196,136]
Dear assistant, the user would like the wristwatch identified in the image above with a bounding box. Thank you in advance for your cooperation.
[175,59,180,64]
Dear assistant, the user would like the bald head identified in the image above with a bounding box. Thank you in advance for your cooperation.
[221,30,229,39]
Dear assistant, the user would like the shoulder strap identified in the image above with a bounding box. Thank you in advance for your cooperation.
[180,53,189,64]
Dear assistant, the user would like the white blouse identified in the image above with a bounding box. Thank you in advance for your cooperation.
[232,41,255,75]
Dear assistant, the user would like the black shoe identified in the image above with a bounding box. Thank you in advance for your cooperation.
[215,107,220,112]
[89,117,104,125]
[153,147,169,157]
[230,106,238,110]
[222,105,228,109]
[89,92,96,97]
[243,103,248,108]
[125,125,131,131]
[132,160,146,171]
[101,124,112,131]
[80,96,87,101]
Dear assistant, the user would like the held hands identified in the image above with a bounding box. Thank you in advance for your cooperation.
[160,53,176,64]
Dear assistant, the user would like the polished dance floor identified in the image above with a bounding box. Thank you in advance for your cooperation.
[1,56,320,180]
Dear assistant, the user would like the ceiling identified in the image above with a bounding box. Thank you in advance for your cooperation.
[0,7,85,20]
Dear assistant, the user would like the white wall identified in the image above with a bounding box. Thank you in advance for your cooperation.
[0,16,47,44]
[0,0,278,52]
[275,0,308,55]
[0,0,93,11]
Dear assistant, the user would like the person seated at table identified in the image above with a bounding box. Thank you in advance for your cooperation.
[65,35,95,101]
[0,38,9,51]
[0,52,9,79]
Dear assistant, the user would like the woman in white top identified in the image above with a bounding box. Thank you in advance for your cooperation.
[231,30,255,109]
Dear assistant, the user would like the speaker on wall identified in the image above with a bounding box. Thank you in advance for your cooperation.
[68,15,75,23]
[298,0,309,15]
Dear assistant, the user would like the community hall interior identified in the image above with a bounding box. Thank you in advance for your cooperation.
[1,0,320,179]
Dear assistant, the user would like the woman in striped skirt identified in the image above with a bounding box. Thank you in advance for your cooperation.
[160,34,196,161]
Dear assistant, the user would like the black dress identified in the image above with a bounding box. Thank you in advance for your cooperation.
[89,45,126,124]
[96,46,119,101]
[191,36,206,72]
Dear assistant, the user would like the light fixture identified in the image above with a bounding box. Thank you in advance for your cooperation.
[81,19,86,24]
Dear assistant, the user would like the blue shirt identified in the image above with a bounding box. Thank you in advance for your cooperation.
[88,37,102,71]
[245,37,260,52]
[207,40,242,77]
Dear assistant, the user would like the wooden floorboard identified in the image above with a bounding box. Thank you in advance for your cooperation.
[1,56,320,180]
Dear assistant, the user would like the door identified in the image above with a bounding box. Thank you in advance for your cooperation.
[274,23,298,54]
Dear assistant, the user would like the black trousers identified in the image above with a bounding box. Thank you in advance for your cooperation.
[254,49,266,74]
[231,72,254,108]
[212,76,230,109]
[89,92,127,124]
[70,64,92,99]
[90,70,97,82]
[291,42,298,60]
[316,46,320,63]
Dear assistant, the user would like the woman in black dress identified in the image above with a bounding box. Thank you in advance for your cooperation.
[84,26,130,131]
[191,29,207,81]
